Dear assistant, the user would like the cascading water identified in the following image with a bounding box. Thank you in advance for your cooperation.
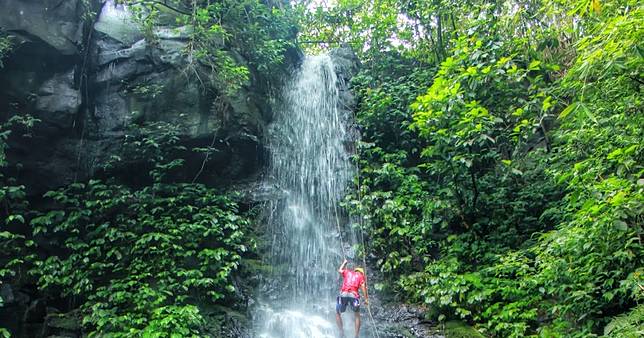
[256,54,358,338]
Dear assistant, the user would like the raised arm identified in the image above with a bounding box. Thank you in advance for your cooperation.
[338,258,348,274]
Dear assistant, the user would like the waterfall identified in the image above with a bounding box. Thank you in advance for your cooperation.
[256,54,357,337]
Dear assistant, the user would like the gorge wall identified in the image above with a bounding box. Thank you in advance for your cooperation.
[0,0,300,195]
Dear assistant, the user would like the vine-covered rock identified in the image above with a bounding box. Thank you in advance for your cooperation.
[0,0,299,194]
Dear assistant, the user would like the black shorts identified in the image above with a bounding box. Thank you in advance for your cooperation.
[336,296,360,313]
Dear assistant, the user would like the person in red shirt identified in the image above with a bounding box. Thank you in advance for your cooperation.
[335,258,369,338]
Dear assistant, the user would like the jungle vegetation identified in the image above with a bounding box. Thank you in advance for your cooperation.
[312,0,643,336]
[0,0,642,337]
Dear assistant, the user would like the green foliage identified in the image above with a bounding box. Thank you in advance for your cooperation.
[410,33,556,229]
[0,116,39,253]
[530,2,644,331]
[106,122,187,183]
[119,0,297,95]
[0,30,12,69]
[336,0,643,337]
[0,115,39,334]
[351,65,435,154]
[129,82,165,99]
[444,321,486,338]
[399,241,544,337]
[29,179,252,335]
[346,144,434,274]
[1,117,256,335]
[297,0,466,64]
[20,121,257,335]
[0,0,641,336]
[141,305,203,337]
[603,304,644,338]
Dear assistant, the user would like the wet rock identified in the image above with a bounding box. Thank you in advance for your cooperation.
[356,268,443,337]
[0,0,90,194]
[96,39,147,66]
[218,317,252,338]
[23,298,46,323]
[0,0,85,56]
[330,47,360,82]
[201,305,253,338]
[0,0,284,194]
[45,311,81,331]
[35,70,82,130]
[329,47,359,145]
[44,309,82,338]
[233,181,288,203]
[370,303,444,338]
[0,284,15,304]
[84,2,272,187]
[93,0,143,45]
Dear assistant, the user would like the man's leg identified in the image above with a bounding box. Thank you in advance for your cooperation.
[336,311,344,337]
[353,311,361,338]
[336,297,345,337]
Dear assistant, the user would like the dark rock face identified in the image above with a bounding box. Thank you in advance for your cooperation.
[0,0,85,56]
[22,299,46,323]
[330,47,361,145]
[44,310,82,338]
[330,47,360,83]
[330,47,360,112]
[0,0,284,194]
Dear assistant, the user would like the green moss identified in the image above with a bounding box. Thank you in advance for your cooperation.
[200,304,251,336]
[241,258,273,275]
[207,305,249,323]
[0,30,13,68]
[46,311,81,331]
[444,321,486,338]
[391,327,415,338]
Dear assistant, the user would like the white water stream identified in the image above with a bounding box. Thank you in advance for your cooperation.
[256,55,358,338]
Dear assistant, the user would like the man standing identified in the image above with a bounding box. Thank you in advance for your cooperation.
[336,258,369,338]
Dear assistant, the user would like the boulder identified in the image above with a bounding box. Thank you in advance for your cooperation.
[329,47,360,112]
[44,309,82,338]
[329,47,361,81]
[0,284,15,305]
[35,70,82,130]
[0,0,85,56]
[93,0,143,45]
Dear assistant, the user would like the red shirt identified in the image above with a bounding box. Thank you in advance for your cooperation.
[340,269,365,298]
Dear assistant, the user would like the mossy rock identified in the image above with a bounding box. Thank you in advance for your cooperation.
[46,311,81,331]
[444,321,485,338]
[201,304,251,336]
[201,304,248,322]
[375,323,416,338]
[241,258,275,275]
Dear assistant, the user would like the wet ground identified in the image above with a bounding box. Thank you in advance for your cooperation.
[358,303,444,338]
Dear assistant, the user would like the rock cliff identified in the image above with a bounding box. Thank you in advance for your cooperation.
[0,0,298,194]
